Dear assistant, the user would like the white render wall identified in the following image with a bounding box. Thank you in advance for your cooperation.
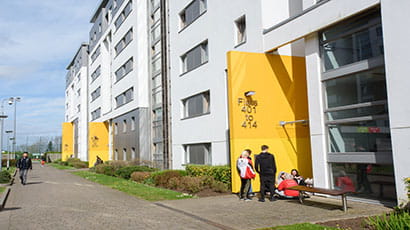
[381,0,410,205]
[169,0,264,169]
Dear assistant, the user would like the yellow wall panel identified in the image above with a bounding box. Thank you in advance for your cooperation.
[227,51,312,193]
[61,122,73,161]
[88,122,109,167]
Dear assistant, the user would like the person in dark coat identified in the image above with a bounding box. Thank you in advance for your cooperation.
[255,145,277,202]
[16,152,32,185]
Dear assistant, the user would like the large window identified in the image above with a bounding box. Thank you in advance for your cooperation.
[91,65,101,82]
[181,40,208,74]
[184,143,211,165]
[234,15,246,46]
[320,10,394,201]
[115,1,132,29]
[115,87,134,108]
[91,87,101,101]
[115,58,133,82]
[179,0,206,29]
[91,107,101,120]
[115,28,133,56]
[91,45,101,63]
[182,91,210,119]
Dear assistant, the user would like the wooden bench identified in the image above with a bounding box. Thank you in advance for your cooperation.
[288,185,349,213]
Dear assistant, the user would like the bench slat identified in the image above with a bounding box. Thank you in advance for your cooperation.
[288,185,348,196]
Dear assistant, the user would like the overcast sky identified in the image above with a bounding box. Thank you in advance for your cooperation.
[0,0,97,147]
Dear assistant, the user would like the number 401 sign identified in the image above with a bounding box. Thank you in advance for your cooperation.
[238,98,258,128]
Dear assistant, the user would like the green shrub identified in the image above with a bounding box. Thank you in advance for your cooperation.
[1,159,17,167]
[366,211,410,230]
[0,171,11,184]
[95,164,115,176]
[71,161,88,169]
[152,170,187,187]
[180,176,203,194]
[186,165,231,185]
[210,181,229,193]
[107,160,128,170]
[130,172,152,183]
[115,166,157,179]
[167,177,181,190]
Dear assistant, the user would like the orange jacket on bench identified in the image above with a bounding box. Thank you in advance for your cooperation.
[277,179,299,197]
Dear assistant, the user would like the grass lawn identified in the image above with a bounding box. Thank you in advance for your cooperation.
[260,223,340,230]
[0,187,5,194]
[48,163,75,170]
[72,171,193,202]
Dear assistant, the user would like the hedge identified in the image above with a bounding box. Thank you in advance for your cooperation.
[115,166,157,179]
[186,165,231,185]
[0,171,11,184]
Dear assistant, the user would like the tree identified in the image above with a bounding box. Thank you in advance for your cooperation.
[47,141,53,152]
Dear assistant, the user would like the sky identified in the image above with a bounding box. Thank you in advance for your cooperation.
[0,0,98,147]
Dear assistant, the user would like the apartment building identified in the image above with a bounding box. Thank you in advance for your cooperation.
[64,44,89,161]
[64,0,409,205]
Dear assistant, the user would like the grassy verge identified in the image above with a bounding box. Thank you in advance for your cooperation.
[259,223,340,230]
[72,171,193,201]
[48,163,75,170]
[2,167,16,174]
[0,187,5,194]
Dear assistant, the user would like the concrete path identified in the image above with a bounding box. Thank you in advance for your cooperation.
[0,162,392,230]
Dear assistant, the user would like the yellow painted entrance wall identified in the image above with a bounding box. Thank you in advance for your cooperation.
[61,122,73,161]
[88,122,109,167]
[227,51,312,193]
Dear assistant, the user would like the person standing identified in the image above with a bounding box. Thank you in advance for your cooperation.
[16,152,32,185]
[236,149,256,201]
[255,145,277,202]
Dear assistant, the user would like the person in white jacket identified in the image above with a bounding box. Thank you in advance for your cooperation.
[237,149,256,201]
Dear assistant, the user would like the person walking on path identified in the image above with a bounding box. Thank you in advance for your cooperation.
[255,145,277,202]
[16,152,32,185]
[237,149,256,201]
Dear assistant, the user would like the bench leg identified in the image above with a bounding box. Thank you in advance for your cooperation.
[299,192,304,204]
[342,194,347,213]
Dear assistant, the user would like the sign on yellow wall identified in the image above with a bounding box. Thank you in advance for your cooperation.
[88,122,109,167]
[62,122,73,161]
[227,51,312,193]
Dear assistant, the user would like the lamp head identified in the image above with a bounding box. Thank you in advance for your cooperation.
[8,98,13,105]
[244,91,255,97]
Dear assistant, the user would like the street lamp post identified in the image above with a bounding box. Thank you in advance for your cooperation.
[5,130,13,170]
[0,98,10,171]
[8,97,21,161]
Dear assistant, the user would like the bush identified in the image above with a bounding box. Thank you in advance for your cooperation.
[210,181,229,193]
[152,170,187,187]
[71,161,88,169]
[180,176,203,194]
[186,165,231,185]
[0,171,11,184]
[130,172,152,183]
[107,160,128,170]
[1,159,17,167]
[95,164,116,176]
[366,211,410,230]
[115,166,157,179]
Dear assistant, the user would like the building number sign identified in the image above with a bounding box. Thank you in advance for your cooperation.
[238,98,258,128]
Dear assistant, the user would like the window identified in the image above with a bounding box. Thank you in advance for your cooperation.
[98,23,102,33]
[123,120,127,133]
[115,28,133,56]
[131,147,136,159]
[131,116,135,130]
[115,149,118,160]
[123,148,127,160]
[77,104,80,112]
[151,24,161,42]
[114,122,118,135]
[115,87,134,108]
[320,11,383,71]
[91,65,101,82]
[91,45,101,63]
[181,40,208,73]
[179,0,206,29]
[182,91,210,118]
[115,58,133,82]
[91,87,101,101]
[234,16,246,45]
[184,143,211,165]
[91,107,101,120]
[115,1,132,29]
[77,89,81,96]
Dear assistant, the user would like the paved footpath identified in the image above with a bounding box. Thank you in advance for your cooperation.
[0,162,392,230]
